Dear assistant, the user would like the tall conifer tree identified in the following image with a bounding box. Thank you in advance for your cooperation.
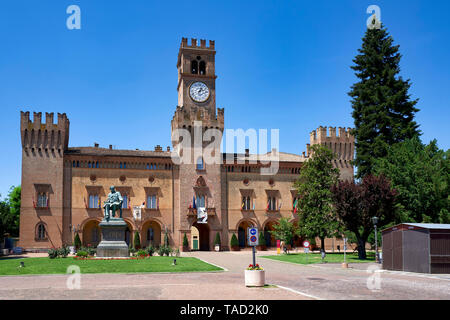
[349,17,420,178]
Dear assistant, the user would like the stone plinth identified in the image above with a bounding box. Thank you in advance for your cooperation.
[96,218,129,257]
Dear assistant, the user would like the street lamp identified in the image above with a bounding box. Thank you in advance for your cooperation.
[372,216,379,263]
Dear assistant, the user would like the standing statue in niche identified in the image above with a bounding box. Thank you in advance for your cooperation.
[103,186,123,220]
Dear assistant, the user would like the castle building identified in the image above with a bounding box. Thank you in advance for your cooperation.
[18,38,354,251]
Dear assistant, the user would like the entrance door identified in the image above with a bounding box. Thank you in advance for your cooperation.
[193,222,210,251]
[193,236,199,250]
[264,230,271,247]
[237,221,254,247]
[238,228,245,247]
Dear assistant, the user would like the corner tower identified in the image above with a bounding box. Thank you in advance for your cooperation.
[19,111,71,249]
[307,126,355,180]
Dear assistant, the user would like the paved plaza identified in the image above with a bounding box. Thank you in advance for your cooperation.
[0,250,449,300]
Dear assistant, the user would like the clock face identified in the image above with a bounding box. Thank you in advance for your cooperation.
[189,82,210,103]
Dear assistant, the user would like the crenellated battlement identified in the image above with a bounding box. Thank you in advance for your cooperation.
[171,105,224,134]
[309,126,353,142]
[20,111,70,152]
[181,37,215,50]
[306,126,354,163]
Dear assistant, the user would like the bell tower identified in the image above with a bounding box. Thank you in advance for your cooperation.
[171,38,224,145]
[171,38,226,253]
[177,37,217,114]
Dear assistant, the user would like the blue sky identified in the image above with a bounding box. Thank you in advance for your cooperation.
[0,0,449,198]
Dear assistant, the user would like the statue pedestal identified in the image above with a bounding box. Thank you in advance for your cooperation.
[96,218,129,258]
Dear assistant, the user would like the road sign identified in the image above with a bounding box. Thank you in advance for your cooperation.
[247,227,259,246]
[303,240,310,248]
[304,247,310,253]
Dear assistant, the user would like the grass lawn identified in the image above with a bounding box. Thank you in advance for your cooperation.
[261,252,376,265]
[0,256,222,276]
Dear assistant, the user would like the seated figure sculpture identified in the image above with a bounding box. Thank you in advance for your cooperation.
[103,186,123,220]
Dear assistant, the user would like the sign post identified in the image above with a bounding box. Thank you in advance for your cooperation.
[248,227,259,267]
[303,240,310,264]
[342,237,348,268]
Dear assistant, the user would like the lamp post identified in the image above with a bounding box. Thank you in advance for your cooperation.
[372,216,379,263]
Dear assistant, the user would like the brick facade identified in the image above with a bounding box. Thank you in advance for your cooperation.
[18,38,355,251]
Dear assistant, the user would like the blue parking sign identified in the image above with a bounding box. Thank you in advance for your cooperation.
[248,228,259,246]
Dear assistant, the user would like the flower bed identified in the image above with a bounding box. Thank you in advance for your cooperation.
[73,255,150,260]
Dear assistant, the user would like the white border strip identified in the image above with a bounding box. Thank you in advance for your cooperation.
[191,256,229,272]
[276,284,323,300]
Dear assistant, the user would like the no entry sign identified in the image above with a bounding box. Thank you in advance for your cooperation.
[247,227,259,246]
[303,240,310,248]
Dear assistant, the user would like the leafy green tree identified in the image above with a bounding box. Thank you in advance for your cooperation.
[0,186,21,239]
[349,20,420,178]
[133,231,141,250]
[374,137,449,223]
[6,186,20,236]
[332,174,397,259]
[295,144,340,251]
[268,217,300,250]
[0,197,8,243]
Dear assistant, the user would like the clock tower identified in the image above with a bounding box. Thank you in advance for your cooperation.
[177,37,217,114]
[171,38,226,252]
[171,38,224,140]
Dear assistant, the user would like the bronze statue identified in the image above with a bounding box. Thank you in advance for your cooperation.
[103,186,123,220]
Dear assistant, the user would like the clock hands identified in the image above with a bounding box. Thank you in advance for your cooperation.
[190,82,208,101]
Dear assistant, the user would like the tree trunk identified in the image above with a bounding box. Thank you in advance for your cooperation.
[320,237,325,253]
[357,237,367,260]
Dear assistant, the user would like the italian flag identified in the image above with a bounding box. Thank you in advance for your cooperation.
[293,198,298,214]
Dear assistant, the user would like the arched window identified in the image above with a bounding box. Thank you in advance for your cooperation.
[36,223,46,240]
[89,194,99,209]
[37,193,47,208]
[191,60,198,74]
[199,61,206,75]
[147,195,157,209]
[196,157,204,170]
[196,195,205,208]
[242,196,251,210]
[122,195,128,209]
[267,197,276,211]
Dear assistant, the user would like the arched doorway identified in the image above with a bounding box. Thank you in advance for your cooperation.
[264,220,278,247]
[192,222,210,251]
[82,220,101,247]
[142,220,161,247]
[237,220,255,248]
